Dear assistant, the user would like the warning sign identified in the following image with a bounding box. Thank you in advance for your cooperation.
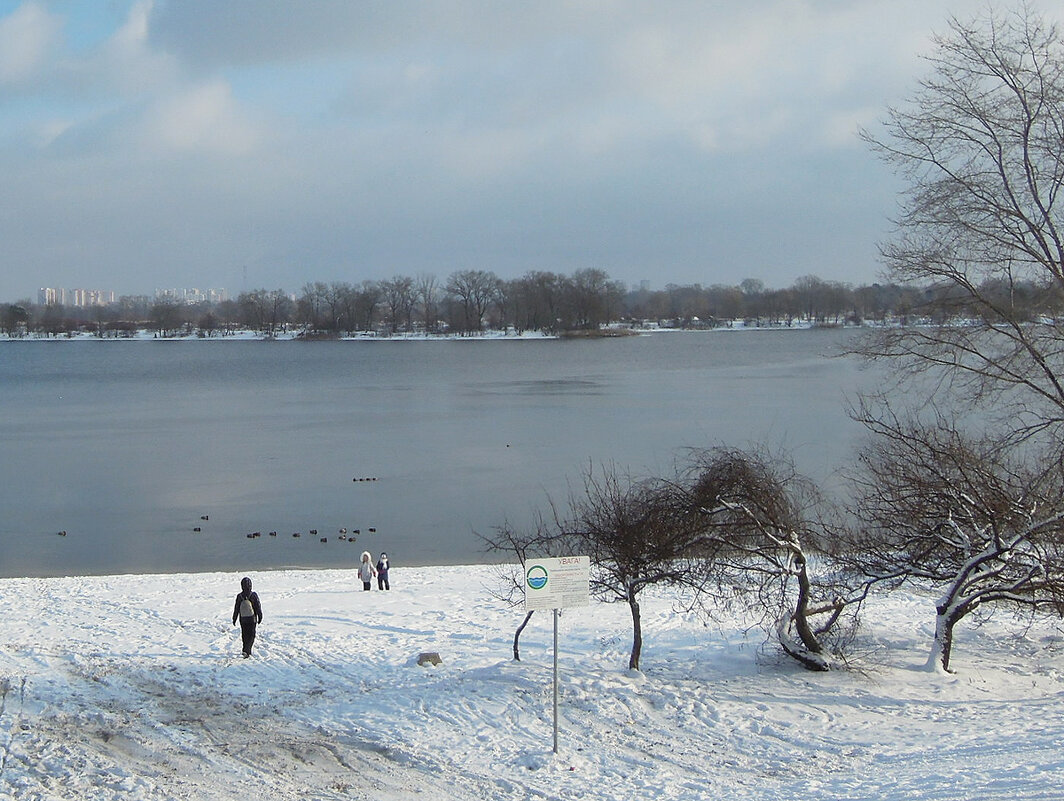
[523,556,590,611]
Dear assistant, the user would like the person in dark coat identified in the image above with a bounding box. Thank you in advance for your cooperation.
[376,552,390,590]
[232,576,263,657]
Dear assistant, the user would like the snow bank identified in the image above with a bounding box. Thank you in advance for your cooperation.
[2,566,1063,800]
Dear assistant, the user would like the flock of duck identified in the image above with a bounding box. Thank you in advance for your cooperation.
[241,525,378,543]
[193,514,379,544]
[56,516,380,544]
[53,474,385,541]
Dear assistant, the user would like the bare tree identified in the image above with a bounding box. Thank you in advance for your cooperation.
[859,7,1064,440]
[352,280,382,333]
[446,269,500,334]
[414,273,440,334]
[479,513,567,661]
[150,300,183,337]
[485,465,713,671]
[842,402,1064,673]
[680,447,858,671]
[240,289,291,337]
[1,304,28,337]
[577,466,725,670]
[519,271,566,333]
[323,282,352,333]
[380,275,415,334]
[296,282,324,333]
[215,299,240,335]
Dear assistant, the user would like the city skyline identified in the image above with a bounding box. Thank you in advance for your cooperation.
[4,2,1062,301]
[32,286,229,307]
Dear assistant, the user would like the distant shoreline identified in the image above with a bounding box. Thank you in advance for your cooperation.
[0,321,847,343]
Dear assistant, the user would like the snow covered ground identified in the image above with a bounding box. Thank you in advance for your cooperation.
[2,565,1063,800]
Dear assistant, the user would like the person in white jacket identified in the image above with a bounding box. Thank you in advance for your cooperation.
[358,551,376,591]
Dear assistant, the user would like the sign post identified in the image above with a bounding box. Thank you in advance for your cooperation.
[523,556,590,754]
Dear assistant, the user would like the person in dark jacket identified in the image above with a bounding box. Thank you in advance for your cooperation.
[376,552,390,590]
[232,576,263,657]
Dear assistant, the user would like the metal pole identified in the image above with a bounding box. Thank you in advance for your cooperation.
[553,607,559,754]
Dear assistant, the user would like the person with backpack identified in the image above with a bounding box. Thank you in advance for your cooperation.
[232,576,263,657]
[358,551,376,591]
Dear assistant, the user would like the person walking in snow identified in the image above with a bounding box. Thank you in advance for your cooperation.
[358,551,376,591]
[232,576,263,658]
[376,552,390,590]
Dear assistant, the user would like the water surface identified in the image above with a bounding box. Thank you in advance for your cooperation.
[0,330,872,576]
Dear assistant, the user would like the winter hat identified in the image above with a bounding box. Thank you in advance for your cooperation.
[241,576,252,594]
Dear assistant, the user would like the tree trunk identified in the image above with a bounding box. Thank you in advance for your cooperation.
[790,556,824,656]
[627,591,642,671]
[775,554,831,671]
[513,610,534,661]
[928,606,957,673]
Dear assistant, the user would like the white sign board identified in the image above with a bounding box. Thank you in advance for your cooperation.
[523,556,590,611]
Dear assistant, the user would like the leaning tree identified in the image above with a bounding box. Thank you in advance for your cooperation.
[842,403,1064,673]
[678,447,860,671]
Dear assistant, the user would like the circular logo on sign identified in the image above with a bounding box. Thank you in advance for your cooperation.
[526,565,548,590]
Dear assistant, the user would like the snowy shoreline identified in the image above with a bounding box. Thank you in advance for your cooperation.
[3,564,1063,800]
[0,321,842,343]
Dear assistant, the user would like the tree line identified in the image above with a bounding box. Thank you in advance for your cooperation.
[6,267,1064,338]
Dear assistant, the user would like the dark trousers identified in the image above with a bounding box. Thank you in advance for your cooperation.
[378,574,389,590]
[362,581,371,591]
[239,616,257,655]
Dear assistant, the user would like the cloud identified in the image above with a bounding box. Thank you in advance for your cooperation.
[96,0,178,93]
[0,2,62,85]
[147,1,623,67]
[8,0,1063,302]
[136,80,261,155]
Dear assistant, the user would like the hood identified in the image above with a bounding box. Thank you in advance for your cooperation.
[361,551,371,562]
[240,577,252,594]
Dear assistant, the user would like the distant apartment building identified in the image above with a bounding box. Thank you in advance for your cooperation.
[38,287,66,305]
[154,288,229,305]
[72,288,115,307]
[37,287,115,307]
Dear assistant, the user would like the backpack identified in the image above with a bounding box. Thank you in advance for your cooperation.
[239,596,254,617]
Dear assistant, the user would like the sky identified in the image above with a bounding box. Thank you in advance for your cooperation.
[1,1,1055,302]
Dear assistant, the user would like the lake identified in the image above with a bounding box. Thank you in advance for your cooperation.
[0,329,875,577]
